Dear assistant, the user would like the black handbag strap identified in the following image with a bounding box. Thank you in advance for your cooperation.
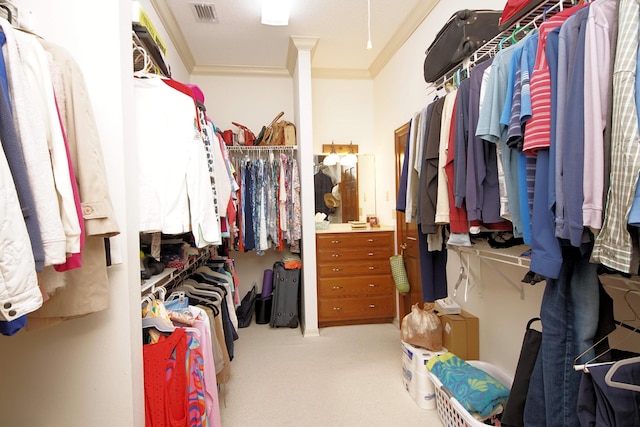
[527,317,541,330]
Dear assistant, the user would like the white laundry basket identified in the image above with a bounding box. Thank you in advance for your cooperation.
[427,360,513,427]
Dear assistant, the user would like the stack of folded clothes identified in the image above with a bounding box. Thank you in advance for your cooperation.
[427,352,510,421]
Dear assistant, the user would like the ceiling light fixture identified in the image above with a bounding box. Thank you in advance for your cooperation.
[323,142,340,166]
[341,141,358,167]
[261,0,292,26]
[366,0,372,49]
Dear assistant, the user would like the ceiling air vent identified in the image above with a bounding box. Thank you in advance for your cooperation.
[190,3,218,23]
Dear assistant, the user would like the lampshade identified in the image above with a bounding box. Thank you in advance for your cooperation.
[341,142,358,167]
[261,0,292,26]
[323,142,340,166]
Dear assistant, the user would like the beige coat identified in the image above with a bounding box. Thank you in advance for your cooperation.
[28,39,120,327]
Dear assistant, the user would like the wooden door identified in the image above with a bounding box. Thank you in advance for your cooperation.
[394,122,424,325]
[341,165,359,222]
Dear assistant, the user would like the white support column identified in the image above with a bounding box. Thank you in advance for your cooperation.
[289,36,320,337]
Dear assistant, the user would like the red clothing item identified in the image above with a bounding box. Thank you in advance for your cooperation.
[53,95,84,272]
[522,4,588,154]
[445,102,469,233]
[144,328,188,427]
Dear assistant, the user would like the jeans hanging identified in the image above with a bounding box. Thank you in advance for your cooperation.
[524,245,600,427]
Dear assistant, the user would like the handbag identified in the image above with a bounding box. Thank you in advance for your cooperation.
[231,122,256,146]
[256,111,284,146]
[389,254,410,293]
[222,129,234,146]
[501,318,542,427]
[236,284,257,328]
[272,118,297,146]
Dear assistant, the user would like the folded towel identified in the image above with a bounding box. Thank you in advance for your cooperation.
[427,352,510,418]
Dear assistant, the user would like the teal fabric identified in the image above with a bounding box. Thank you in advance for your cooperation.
[429,353,510,418]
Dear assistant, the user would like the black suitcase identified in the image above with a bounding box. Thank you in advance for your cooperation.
[269,262,301,328]
[423,9,502,83]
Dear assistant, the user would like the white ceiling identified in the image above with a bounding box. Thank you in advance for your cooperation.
[150,0,440,78]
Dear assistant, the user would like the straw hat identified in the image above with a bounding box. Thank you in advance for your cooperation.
[324,193,340,208]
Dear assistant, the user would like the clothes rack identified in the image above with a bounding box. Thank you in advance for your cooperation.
[226,145,297,153]
[132,21,170,77]
[434,0,575,90]
[141,246,213,296]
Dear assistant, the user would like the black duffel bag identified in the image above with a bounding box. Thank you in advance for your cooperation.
[236,283,257,328]
[423,9,502,83]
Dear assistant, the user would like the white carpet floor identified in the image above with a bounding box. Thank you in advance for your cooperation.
[219,321,444,427]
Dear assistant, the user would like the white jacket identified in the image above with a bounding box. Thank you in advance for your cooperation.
[0,145,42,321]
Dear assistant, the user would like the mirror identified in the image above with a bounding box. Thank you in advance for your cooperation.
[313,153,376,224]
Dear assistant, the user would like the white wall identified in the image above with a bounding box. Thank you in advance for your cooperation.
[372,0,544,377]
[190,74,294,133]
[0,0,196,424]
[312,79,375,155]
[0,1,144,426]
[445,254,545,374]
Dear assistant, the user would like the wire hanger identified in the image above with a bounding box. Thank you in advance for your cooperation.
[452,250,469,300]
[574,290,640,371]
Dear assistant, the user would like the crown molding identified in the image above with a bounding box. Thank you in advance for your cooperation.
[149,0,196,72]
[287,36,319,75]
[191,64,292,77]
[312,68,372,80]
[368,0,438,78]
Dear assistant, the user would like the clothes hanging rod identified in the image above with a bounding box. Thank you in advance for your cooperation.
[140,246,212,295]
[434,0,573,90]
[226,145,297,151]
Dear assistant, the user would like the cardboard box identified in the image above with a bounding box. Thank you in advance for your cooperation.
[439,309,479,360]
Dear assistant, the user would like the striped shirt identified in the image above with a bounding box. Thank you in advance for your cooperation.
[522,4,588,155]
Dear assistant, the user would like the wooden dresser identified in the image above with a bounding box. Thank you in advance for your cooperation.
[316,226,395,327]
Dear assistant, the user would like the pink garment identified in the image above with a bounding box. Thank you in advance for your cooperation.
[189,307,221,427]
[186,84,205,104]
[53,95,85,272]
[582,0,617,230]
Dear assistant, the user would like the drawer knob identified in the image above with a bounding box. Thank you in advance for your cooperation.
[368,252,374,256]
[333,307,342,311]
[332,240,341,244]
[332,254,340,258]
[369,304,376,309]
[367,239,374,242]
[332,268,341,272]
[368,283,378,287]
[332,286,343,290]
[368,266,375,270]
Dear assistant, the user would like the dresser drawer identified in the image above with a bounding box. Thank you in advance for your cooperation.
[318,275,394,298]
[316,247,392,263]
[317,260,391,278]
[316,231,394,250]
[318,296,395,322]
